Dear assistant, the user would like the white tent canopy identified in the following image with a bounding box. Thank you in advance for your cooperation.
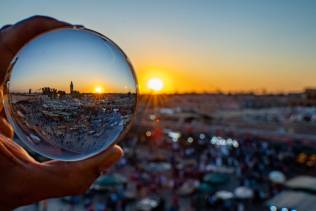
[285,176,316,192]
[234,186,253,199]
[215,190,234,200]
[269,170,286,184]
[267,190,316,211]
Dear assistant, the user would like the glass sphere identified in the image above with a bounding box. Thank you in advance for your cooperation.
[3,27,138,161]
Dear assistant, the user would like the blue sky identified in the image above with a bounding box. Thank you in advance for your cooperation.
[9,29,136,93]
[1,0,316,93]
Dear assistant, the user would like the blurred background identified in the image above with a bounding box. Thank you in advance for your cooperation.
[1,0,316,210]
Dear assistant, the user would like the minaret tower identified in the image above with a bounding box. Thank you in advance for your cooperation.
[70,81,74,94]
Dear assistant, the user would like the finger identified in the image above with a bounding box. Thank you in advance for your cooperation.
[0,89,13,138]
[0,117,13,139]
[79,144,124,173]
[47,145,123,175]
[0,133,36,164]
[0,135,20,164]
[39,145,123,195]
[0,90,14,139]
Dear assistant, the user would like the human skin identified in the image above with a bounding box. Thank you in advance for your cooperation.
[0,16,123,210]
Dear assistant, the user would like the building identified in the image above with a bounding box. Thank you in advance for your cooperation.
[70,81,74,94]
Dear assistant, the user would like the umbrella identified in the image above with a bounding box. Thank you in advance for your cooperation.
[234,186,254,199]
[203,173,229,184]
[124,190,137,199]
[215,190,234,200]
[93,174,126,190]
[197,183,215,193]
[269,171,286,184]
[177,180,200,195]
[136,198,159,211]
[147,162,172,173]
[205,164,234,174]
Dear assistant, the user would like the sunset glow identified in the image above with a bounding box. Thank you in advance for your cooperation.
[147,78,164,92]
[95,86,103,94]
[2,1,316,94]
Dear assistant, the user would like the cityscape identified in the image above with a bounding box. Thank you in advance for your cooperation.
[9,81,136,159]
[1,0,316,211]
[18,89,316,210]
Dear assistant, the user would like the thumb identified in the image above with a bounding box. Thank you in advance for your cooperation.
[46,144,123,176]
[73,144,124,174]
[39,145,123,196]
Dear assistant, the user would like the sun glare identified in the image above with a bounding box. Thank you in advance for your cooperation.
[148,78,164,92]
[95,86,103,93]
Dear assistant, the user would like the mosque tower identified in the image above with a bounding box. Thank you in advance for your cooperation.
[70,81,74,94]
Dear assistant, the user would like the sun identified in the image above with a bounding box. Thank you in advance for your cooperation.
[147,78,164,92]
[95,86,103,93]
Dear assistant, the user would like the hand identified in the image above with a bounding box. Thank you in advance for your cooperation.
[0,16,123,210]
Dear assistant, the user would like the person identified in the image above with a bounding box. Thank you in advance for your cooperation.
[0,16,123,210]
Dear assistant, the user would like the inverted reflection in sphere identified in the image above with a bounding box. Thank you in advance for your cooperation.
[3,28,138,161]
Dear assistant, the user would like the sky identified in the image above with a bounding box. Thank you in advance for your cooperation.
[1,0,316,93]
[10,29,136,94]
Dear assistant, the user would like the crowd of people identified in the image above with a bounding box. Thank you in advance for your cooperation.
[11,93,133,154]
[26,125,315,211]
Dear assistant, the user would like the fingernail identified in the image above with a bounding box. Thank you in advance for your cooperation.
[98,146,123,171]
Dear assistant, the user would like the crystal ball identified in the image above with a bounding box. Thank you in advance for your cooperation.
[3,28,138,161]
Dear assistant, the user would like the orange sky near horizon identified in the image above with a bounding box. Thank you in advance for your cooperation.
[135,49,316,94]
[1,1,316,94]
